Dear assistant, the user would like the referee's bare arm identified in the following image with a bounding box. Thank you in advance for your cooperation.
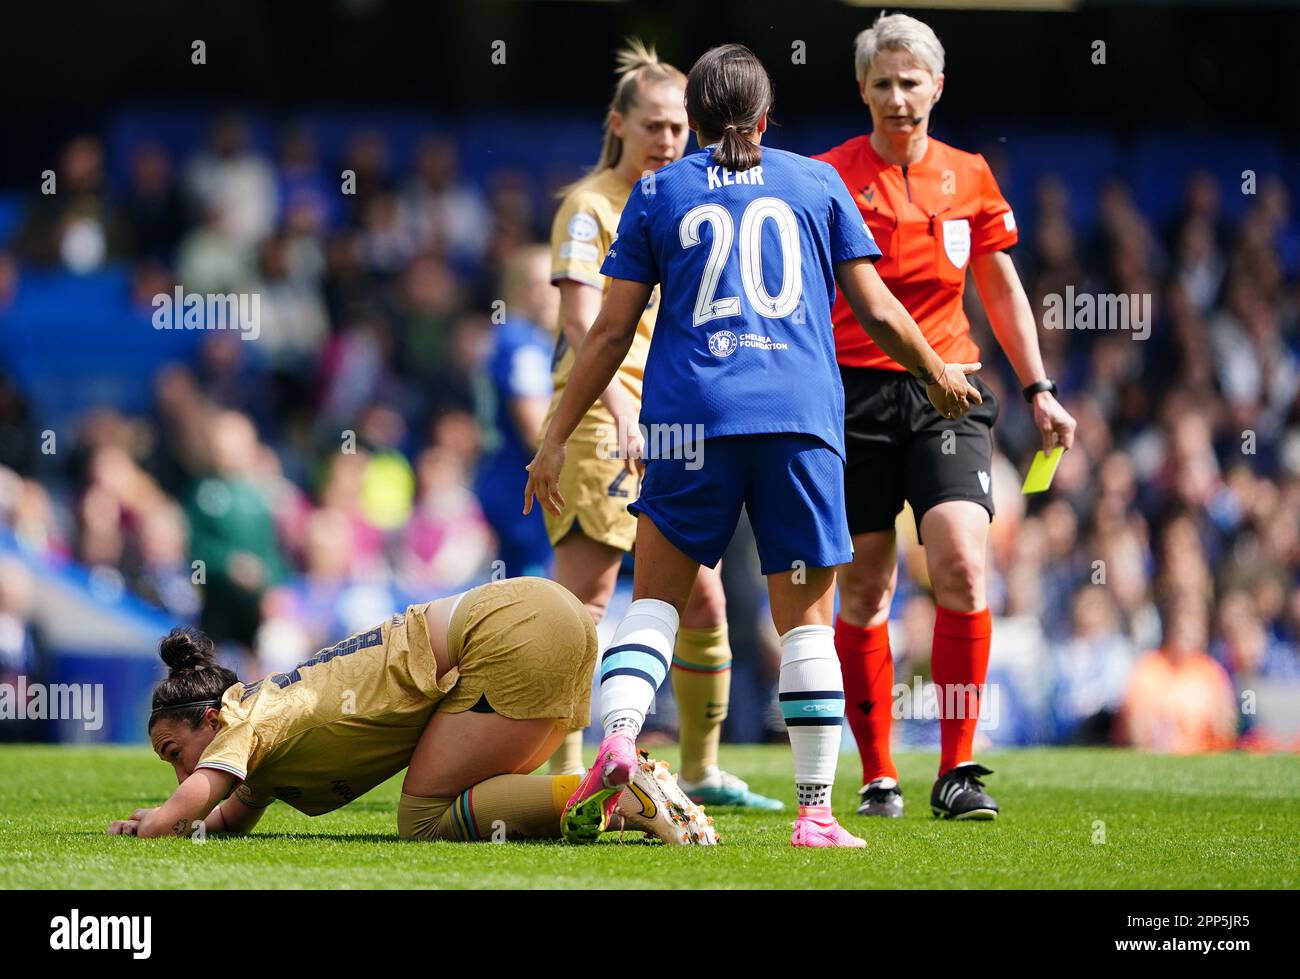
[835,257,982,416]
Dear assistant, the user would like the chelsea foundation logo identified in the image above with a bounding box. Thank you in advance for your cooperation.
[708,330,738,357]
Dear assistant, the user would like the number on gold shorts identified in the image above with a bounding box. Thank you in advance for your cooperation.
[607,469,634,499]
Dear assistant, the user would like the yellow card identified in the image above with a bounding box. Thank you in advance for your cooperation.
[1021,447,1065,495]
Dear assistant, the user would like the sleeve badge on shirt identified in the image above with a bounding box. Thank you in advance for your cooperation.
[567,212,599,242]
[1003,211,1017,232]
[559,241,599,262]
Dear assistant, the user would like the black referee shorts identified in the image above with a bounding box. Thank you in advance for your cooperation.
[840,364,999,542]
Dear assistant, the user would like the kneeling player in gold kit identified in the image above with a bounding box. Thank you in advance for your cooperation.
[107,577,715,845]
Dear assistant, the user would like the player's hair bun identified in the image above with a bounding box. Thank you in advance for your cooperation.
[159,626,217,674]
[149,627,238,731]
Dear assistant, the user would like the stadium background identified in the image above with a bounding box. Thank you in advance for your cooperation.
[0,0,1297,756]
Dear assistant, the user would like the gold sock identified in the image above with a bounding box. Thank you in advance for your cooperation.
[672,624,731,782]
[547,729,586,775]
[398,774,582,842]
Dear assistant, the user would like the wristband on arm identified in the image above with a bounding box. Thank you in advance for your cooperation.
[1022,379,1057,402]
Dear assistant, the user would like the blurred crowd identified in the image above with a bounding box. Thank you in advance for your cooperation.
[949,162,1300,751]
[0,115,1297,750]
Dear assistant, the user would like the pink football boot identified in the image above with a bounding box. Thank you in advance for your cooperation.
[560,732,638,843]
[791,805,868,848]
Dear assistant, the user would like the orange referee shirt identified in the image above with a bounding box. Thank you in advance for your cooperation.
[814,135,1019,370]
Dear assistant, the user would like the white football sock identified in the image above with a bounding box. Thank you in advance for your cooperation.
[778,624,845,807]
[599,598,679,739]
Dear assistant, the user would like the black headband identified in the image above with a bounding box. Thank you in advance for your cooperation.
[150,698,221,717]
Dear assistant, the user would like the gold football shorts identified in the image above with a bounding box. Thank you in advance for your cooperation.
[541,426,640,553]
[440,577,598,731]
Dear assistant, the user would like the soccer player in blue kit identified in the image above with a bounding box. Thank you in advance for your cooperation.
[524,44,981,847]
[474,246,557,579]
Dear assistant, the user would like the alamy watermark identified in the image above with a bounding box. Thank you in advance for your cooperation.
[50,909,150,959]
[152,287,261,341]
[1042,286,1151,341]
[0,676,104,731]
[595,418,705,470]
[890,677,1000,728]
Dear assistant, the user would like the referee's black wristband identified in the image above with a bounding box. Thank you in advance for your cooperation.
[1022,379,1057,402]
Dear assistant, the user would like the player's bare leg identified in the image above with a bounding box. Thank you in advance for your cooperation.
[919,501,988,613]
[553,529,625,625]
[919,500,998,819]
[768,565,865,847]
[767,561,836,634]
[838,530,898,629]
[837,529,905,816]
[630,512,701,610]
[548,529,624,774]
[399,709,575,841]
[404,710,566,798]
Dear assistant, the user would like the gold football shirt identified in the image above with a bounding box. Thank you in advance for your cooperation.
[195,608,457,816]
[547,167,659,436]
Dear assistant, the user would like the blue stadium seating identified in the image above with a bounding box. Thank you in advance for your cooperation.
[0,265,203,430]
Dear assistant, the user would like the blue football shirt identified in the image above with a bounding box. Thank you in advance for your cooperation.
[600,144,880,459]
[474,317,553,507]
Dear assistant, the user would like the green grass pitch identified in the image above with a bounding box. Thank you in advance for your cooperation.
[1,745,1295,889]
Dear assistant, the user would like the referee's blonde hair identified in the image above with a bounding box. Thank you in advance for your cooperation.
[853,12,945,84]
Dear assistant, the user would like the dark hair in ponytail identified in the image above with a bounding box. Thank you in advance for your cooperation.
[147,626,238,732]
[685,43,772,172]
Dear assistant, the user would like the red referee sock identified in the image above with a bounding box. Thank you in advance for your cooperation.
[834,616,898,784]
[931,605,992,776]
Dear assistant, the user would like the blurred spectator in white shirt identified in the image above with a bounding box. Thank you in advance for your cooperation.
[185,114,278,248]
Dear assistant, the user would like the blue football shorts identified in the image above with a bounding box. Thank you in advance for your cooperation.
[628,433,852,575]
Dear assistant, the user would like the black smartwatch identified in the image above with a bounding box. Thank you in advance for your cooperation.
[1022,379,1057,402]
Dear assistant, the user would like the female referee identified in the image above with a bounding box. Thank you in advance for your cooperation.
[542,39,780,810]
[814,13,1077,820]
[526,44,980,848]
[106,576,715,845]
